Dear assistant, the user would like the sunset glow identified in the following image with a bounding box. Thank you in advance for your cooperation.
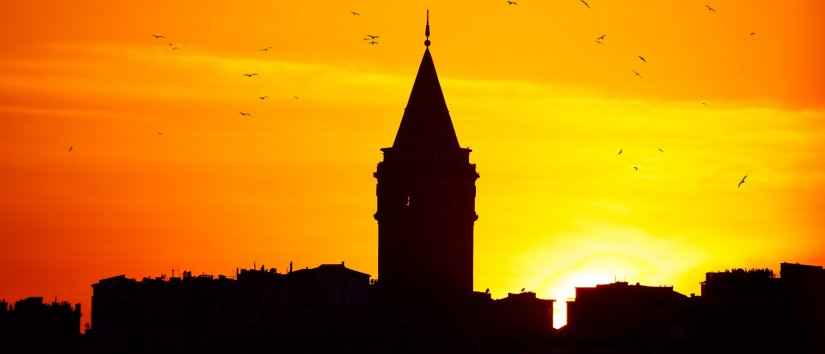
[2,0,825,329]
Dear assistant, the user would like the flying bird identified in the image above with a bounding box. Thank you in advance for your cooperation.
[617,149,623,156]
[364,34,380,40]
[595,34,607,44]
[293,96,300,100]
[351,10,361,16]
[243,73,259,78]
[260,46,272,52]
[521,288,526,292]
[368,40,379,46]
[240,112,252,117]
[68,145,73,152]
[705,4,716,13]
[633,165,639,172]
[738,175,748,188]
[152,34,166,39]
[580,0,591,8]
[168,43,181,51]
[749,32,757,36]
[632,70,642,78]
[702,101,708,106]
[658,148,664,153]
[157,131,164,136]
[505,0,518,5]
[258,96,269,100]
[638,55,647,63]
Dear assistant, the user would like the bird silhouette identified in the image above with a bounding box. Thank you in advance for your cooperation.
[580,0,591,8]
[152,34,166,39]
[632,70,642,78]
[749,32,757,36]
[364,34,379,40]
[368,40,379,46]
[157,131,164,136]
[521,288,526,292]
[240,112,252,117]
[633,165,640,172]
[260,47,272,52]
[351,10,361,16]
[638,55,647,63]
[505,0,518,5]
[738,175,748,188]
[168,43,181,51]
[485,288,490,294]
[258,96,268,100]
[705,4,716,13]
[293,96,300,100]
[243,73,259,78]
[68,145,73,152]
[617,149,623,156]
[595,34,607,44]
[658,148,664,153]
[702,101,708,106]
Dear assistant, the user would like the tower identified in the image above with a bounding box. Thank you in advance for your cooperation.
[374,12,479,297]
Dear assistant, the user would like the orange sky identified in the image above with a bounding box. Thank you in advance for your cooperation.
[1,0,825,328]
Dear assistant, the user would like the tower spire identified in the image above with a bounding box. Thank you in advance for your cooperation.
[424,10,431,47]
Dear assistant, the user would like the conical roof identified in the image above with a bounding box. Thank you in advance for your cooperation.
[392,48,460,154]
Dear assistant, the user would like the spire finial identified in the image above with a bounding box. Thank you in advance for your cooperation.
[424,10,431,47]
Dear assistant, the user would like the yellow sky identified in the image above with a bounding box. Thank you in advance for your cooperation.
[1,0,824,328]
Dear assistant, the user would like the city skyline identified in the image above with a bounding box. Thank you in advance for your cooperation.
[2,1,825,330]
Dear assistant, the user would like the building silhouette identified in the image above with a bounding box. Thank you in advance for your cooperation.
[374,12,478,298]
[4,13,825,354]
[0,297,81,353]
[566,282,689,341]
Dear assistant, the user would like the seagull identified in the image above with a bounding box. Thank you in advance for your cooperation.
[168,43,181,51]
[705,4,716,13]
[152,34,166,39]
[243,73,259,78]
[738,175,748,188]
[632,70,642,78]
[633,165,639,172]
[258,96,268,100]
[240,112,252,117]
[364,34,379,40]
[368,40,379,46]
[595,34,607,44]
[260,46,272,52]
[580,0,591,8]
[293,96,300,100]
[617,149,623,156]
[157,131,164,136]
[749,32,757,36]
[505,0,518,5]
[68,145,73,152]
[351,10,361,16]
[638,55,647,63]
[702,101,708,106]
[521,288,526,292]
[658,148,664,153]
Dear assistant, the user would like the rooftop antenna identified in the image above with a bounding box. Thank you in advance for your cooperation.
[424,9,431,47]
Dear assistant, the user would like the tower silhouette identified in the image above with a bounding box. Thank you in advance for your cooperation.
[374,12,479,297]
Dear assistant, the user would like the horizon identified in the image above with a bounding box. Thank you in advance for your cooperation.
[2,0,825,330]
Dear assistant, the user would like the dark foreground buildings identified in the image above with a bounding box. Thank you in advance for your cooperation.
[0,297,81,352]
[4,16,825,354]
